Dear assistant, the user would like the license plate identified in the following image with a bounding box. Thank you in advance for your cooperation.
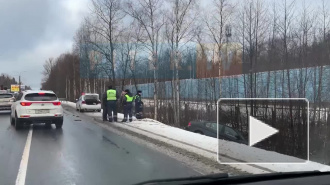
[35,110,49,114]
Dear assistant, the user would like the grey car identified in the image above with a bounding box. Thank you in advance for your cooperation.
[185,121,248,145]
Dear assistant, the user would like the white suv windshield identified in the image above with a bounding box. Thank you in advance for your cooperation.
[24,93,57,101]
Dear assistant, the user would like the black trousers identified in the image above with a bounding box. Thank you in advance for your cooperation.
[135,103,142,114]
[102,104,108,120]
[107,101,117,121]
[123,103,133,121]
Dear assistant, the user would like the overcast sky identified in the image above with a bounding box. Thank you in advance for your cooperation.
[0,0,327,90]
[0,0,89,89]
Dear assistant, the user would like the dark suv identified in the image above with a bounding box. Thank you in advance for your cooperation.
[185,121,248,145]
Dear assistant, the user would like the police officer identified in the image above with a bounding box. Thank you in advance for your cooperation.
[122,89,133,122]
[134,90,143,119]
[106,85,119,122]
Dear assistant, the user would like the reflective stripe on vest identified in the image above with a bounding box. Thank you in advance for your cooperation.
[107,89,116,100]
[134,95,140,102]
[125,94,133,102]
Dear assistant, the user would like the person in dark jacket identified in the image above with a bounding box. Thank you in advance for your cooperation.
[106,85,120,122]
[102,91,108,121]
[122,89,133,122]
[134,90,143,119]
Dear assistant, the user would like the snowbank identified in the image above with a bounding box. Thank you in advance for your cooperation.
[62,102,330,174]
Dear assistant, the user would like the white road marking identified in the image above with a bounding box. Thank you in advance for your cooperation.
[15,127,33,185]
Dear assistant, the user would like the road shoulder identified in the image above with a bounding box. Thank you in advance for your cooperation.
[62,104,249,176]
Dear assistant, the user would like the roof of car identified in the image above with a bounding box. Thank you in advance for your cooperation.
[23,90,55,94]
[0,90,10,94]
[191,120,217,124]
[191,121,229,126]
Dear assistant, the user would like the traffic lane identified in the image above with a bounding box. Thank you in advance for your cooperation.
[26,111,200,185]
[0,111,29,185]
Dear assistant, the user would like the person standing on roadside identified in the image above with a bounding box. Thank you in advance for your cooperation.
[134,90,143,119]
[122,89,133,122]
[106,85,119,122]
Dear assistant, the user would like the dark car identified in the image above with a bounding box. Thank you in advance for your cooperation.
[185,121,248,145]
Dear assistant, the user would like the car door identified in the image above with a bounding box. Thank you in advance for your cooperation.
[222,126,242,143]
[217,124,226,140]
[204,122,217,138]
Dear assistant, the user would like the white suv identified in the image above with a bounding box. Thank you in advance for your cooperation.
[10,90,63,129]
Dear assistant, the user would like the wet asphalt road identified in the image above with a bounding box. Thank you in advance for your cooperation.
[0,110,200,185]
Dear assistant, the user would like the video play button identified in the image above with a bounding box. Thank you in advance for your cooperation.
[217,98,308,163]
[249,116,279,147]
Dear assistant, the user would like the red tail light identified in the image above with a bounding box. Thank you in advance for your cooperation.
[82,101,86,104]
[52,102,61,106]
[38,92,45,95]
[20,102,32,106]
[188,122,191,127]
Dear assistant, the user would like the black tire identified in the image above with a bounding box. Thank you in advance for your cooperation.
[79,107,84,112]
[194,130,204,135]
[55,119,63,129]
[45,123,52,128]
[14,113,23,130]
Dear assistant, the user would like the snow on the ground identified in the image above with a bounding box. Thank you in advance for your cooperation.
[63,102,76,109]
[62,102,330,174]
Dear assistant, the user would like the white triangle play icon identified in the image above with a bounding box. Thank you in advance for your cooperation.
[249,116,279,146]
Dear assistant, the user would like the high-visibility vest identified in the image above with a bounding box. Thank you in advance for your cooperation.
[107,89,117,100]
[125,94,133,102]
[134,95,141,102]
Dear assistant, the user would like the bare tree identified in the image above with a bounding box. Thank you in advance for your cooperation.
[88,0,126,86]
[73,21,93,93]
[116,21,143,91]
[42,58,55,83]
[205,0,235,99]
[238,0,268,115]
[125,0,165,120]
[164,0,197,126]
[278,0,296,153]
